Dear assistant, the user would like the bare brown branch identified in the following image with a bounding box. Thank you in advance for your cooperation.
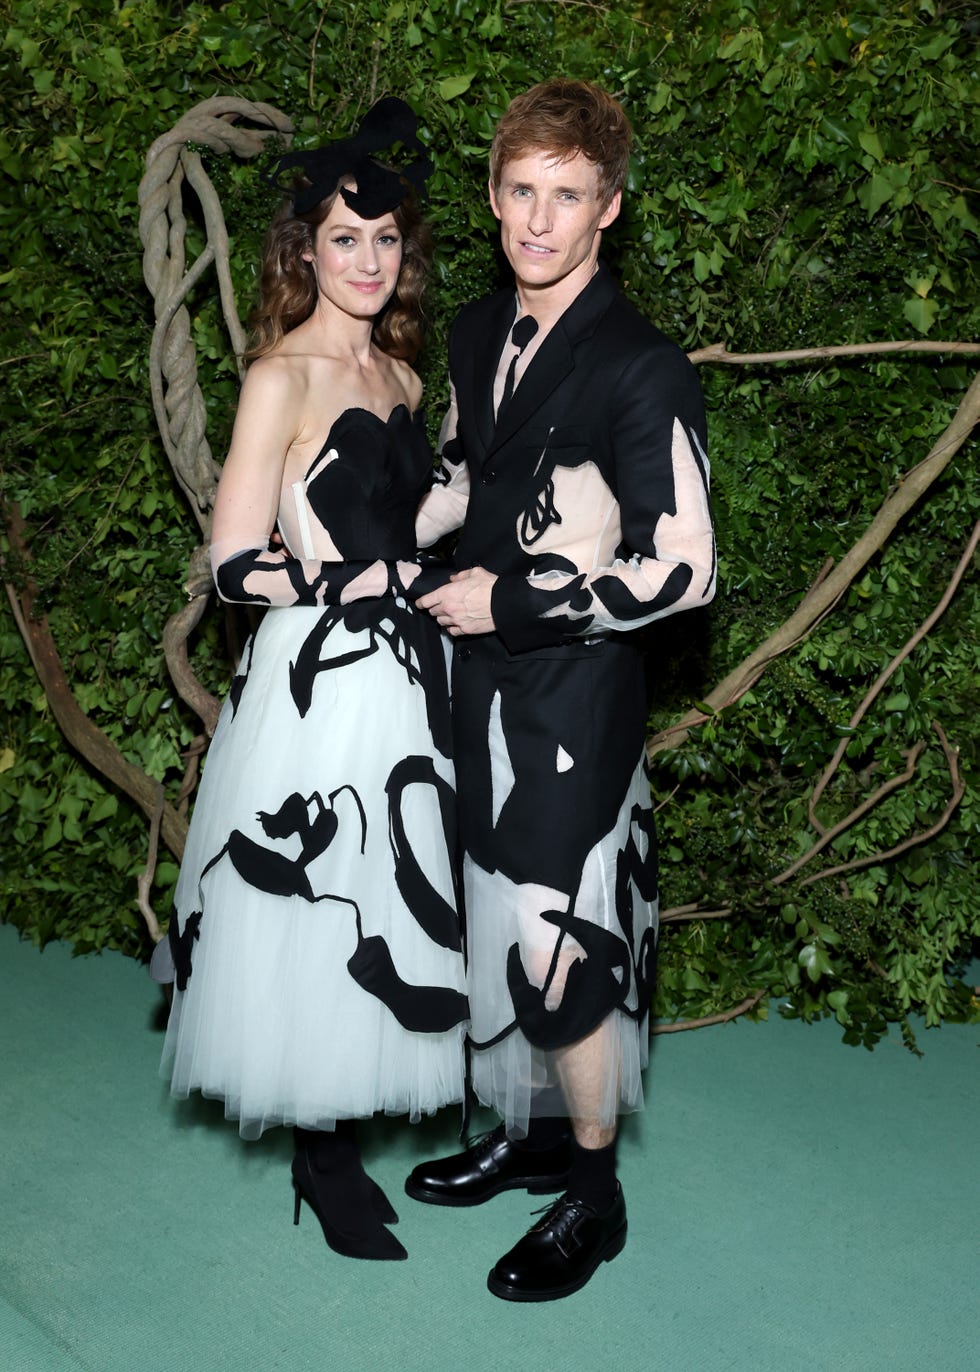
[776,743,926,885]
[652,990,766,1033]
[4,580,42,678]
[176,735,208,818]
[162,591,221,738]
[3,501,189,863]
[648,370,980,759]
[808,519,980,828]
[688,340,980,365]
[799,723,965,886]
[308,9,329,106]
[137,784,166,943]
[660,905,735,923]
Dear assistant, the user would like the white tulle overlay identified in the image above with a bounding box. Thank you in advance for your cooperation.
[162,603,466,1139]
[466,756,655,1136]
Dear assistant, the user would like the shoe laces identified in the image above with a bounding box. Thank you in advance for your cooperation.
[528,1193,596,1242]
[465,1125,508,1157]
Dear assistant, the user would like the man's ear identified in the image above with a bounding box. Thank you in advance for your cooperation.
[598,189,622,231]
[488,178,502,221]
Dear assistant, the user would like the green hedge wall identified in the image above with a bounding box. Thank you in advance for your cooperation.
[2,0,977,1047]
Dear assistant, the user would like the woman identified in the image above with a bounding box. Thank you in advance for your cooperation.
[159,100,466,1262]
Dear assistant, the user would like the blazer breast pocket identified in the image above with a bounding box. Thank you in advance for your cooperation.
[523,424,595,468]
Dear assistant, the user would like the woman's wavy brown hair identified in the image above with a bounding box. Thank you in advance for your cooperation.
[244,175,432,365]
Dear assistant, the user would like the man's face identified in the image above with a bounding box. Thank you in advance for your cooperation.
[489,149,621,294]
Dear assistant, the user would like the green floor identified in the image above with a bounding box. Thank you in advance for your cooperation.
[0,921,976,1371]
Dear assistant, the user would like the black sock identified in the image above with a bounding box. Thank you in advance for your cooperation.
[566,1137,618,1211]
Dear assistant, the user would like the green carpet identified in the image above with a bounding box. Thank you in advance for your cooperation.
[0,921,976,1371]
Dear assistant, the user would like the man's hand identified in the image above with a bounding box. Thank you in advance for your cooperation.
[416,566,498,636]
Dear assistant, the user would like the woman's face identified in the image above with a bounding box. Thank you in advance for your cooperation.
[302,189,403,318]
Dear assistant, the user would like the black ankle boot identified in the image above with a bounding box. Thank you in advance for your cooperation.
[295,1123,399,1224]
[292,1125,406,1261]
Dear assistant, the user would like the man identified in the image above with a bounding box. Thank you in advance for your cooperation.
[411,79,715,1301]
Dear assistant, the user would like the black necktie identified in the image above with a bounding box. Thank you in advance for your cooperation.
[501,315,538,408]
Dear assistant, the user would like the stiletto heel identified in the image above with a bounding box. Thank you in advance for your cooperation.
[290,1137,407,1262]
[367,1176,399,1225]
[292,1123,399,1223]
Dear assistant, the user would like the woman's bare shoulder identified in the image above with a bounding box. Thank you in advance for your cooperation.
[386,354,423,410]
[242,349,310,397]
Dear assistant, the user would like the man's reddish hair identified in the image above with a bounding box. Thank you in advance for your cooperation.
[489,79,633,206]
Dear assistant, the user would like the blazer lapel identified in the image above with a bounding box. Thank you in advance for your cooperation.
[463,290,515,455]
[487,263,619,456]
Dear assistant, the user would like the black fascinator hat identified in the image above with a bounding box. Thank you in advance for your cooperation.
[265,97,432,219]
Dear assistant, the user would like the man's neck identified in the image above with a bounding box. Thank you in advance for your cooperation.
[514,256,600,334]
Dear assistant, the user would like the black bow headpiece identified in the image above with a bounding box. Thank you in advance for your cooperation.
[265,97,432,219]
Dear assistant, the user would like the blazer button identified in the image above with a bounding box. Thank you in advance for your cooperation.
[482,468,497,485]
[457,645,472,661]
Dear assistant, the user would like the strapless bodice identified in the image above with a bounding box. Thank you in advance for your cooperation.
[278,405,432,561]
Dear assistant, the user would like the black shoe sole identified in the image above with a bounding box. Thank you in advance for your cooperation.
[404,1172,570,1208]
[485,1222,627,1301]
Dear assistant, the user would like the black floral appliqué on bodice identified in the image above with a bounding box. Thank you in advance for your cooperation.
[305,405,433,560]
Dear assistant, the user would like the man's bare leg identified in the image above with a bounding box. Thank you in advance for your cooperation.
[555,1021,618,1150]
[553,1020,621,1216]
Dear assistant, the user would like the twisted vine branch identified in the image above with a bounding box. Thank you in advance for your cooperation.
[138,97,293,524]
[138,97,294,736]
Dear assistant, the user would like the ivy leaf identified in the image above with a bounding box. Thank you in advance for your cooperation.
[798,943,833,983]
[42,815,63,851]
[858,129,884,163]
[438,74,474,101]
[861,170,896,218]
[717,29,757,60]
[902,296,939,334]
[88,794,118,824]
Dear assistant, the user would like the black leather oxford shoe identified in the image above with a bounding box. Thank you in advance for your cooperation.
[404,1125,572,1207]
[486,1185,627,1301]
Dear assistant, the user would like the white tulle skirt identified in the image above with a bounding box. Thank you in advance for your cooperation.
[466,755,656,1136]
[161,601,466,1139]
